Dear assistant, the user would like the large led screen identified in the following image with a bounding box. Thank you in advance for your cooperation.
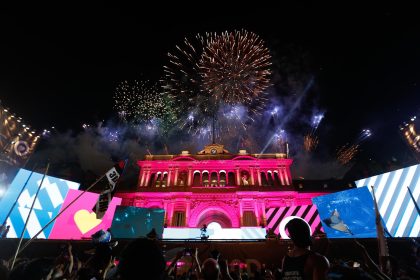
[312,187,377,238]
[265,204,323,238]
[49,189,121,239]
[355,164,420,237]
[0,169,79,238]
[111,206,165,239]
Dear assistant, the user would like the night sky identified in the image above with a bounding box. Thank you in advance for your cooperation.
[1,5,420,180]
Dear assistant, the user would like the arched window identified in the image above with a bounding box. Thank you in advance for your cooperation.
[177,170,188,186]
[260,172,269,186]
[219,171,226,187]
[211,172,218,187]
[202,171,209,187]
[148,173,156,187]
[155,172,162,187]
[240,170,250,186]
[267,171,274,186]
[193,171,201,186]
[228,172,235,186]
[273,171,281,186]
[162,173,168,187]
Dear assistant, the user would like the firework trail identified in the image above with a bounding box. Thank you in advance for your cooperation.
[273,128,288,153]
[356,129,372,144]
[336,144,359,165]
[304,134,319,152]
[259,77,314,154]
[336,129,372,164]
[310,114,324,134]
[304,113,324,152]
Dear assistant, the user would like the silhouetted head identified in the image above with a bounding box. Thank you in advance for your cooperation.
[118,238,165,280]
[202,258,220,280]
[285,218,312,248]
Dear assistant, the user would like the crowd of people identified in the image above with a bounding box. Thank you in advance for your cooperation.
[0,219,419,279]
[0,223,10,239]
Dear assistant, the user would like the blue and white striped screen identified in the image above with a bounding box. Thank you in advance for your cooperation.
[355,164,420,237]
[0,169,80,239]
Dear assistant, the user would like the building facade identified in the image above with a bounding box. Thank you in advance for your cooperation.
[117,144,326,231]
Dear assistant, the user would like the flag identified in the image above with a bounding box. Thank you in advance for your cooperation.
[105,160,126,191]
[93,160,127,219]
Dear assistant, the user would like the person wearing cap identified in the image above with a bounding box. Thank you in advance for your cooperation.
[280,218,329,280]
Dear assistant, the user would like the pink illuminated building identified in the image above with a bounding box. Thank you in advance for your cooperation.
[117,143,330,233]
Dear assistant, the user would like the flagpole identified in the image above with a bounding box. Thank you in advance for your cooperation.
[371,185,390,275]
[407,186,420,216]
[2,164,38,226]
[11,162,50,269]
[16,173,107,255]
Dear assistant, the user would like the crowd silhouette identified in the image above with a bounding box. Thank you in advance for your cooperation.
[0,219,419,279]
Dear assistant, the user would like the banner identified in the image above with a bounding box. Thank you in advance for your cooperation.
[49,189,121,239]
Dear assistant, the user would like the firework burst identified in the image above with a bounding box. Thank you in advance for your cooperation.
[199,30,272,108]
[162,31,271,137]
[113,80,166,123]
[161,35,208,115]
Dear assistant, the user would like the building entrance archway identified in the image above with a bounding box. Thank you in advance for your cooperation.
[197,208,233,228]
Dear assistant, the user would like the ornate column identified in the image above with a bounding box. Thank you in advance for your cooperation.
[285,167,292,186]
[185,200,191,225]
[145,169,152,187]
[259,200,267,226]
[200,171,203,186]
[239,200,244,226]
[174,168,179,186]
[257,168,262,186]
[187,168,193,186]
[217,172,220,186]
[167,202,175,226]
[282,168,289,185]
[254,200,260,226]
[138,168,144,187]
[167,169,172,187]
[145,170,150,187]
[140,170,146,187]
[163,200,169,225]
[250,167,255,186]
[236,168,240,186]
[225,171,229,185]
[278,168,285,186]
